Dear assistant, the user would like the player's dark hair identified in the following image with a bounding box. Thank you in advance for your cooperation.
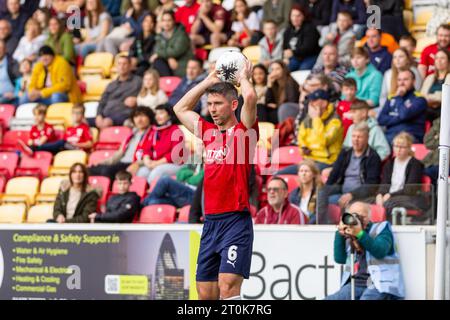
[72,103,85,114]
[115,170,132,182]
[206,82,239,103]
[400,34,417,47]
[270,176,288,190]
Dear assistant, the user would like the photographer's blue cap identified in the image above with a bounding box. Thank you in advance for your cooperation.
[307,89,330,101]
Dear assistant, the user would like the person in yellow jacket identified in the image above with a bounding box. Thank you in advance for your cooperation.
[298,89,343,171]
[19,45,81,105]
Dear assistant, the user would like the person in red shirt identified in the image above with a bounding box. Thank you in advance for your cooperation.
[190,0,230,48]
[336,78,357,137]
[19,103,93,156]
[63,104,93,151]
[174,59,258,300]
[419,24,450,79]
[255,176,308,224]
[136,103,184,184]
[175,0,200,34]
[18,103,56,156]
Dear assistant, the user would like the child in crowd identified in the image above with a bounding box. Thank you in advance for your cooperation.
[19,104,93,155]
[15,59,33,101]
[18,104,57,156]
[136,69,168,111]
[336,78,357,137]
[89,171,141,223]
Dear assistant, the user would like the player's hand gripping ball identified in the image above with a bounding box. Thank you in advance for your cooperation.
[215,51,248,85]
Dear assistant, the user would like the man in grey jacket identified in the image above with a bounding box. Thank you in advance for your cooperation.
[96,55,142,129]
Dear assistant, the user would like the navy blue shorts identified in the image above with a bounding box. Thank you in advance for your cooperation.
[196,211,254,282]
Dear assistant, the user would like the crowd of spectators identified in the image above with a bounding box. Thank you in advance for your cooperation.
[0,0,448,225]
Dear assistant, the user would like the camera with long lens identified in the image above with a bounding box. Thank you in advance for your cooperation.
[341,212,362,226]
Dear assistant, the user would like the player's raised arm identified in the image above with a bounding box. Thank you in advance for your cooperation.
[173,71,221,134]
[238,59,257,129]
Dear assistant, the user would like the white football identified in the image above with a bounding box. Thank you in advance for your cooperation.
[215,51,247,85]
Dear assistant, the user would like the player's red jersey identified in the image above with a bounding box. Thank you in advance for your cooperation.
[30,122,56,145]
[197,117,259,215]
[64,123,92,145]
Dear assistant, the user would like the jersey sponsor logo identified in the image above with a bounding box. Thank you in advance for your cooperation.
[206,146,230,162]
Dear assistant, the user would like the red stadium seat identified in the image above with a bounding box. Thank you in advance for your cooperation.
[271,146,303,169]
[159,76,181,97]
[271,174,299,194]
[95,126,132,150]
[0,104,15,128]
[328,204,341,224]
[0,152,19,179]
[412,144,430,161]
[139,204,177,223]
[88,150,114,166]
[0,130,29,152]
[89,176,111,211]
[0,175,6,193]
[112,176,147,198]
[15,151,53,179]
[370,205,387,222]
[178,205,191,223]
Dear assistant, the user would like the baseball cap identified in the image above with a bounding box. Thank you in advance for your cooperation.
[350,100,370,110]
[307,89,330,101]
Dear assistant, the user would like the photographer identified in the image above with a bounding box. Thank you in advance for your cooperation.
[324,202,405,300]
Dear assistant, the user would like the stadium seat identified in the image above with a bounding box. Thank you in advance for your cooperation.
[0,130,29,152]
[178,205,191,223]
[35,176,67,203]
[112,176,148,198]
[46,103,73,128]
[410,9,434,34]
[95,126,132,150]
[272,174,299,194]
[15,151,54,179]
[139,204,177,223]
[254,146,270,174]
[242,45,261,65]
[291,70,311,86]
[89,176,111,209]
[9,103,37,130]
[0,176,6,193]
[1,177,40,206]
[88,150,114,166]
[49,150,88,176]
[27,204,54,223]
[0,203,27,223]
[79,52,114,80]
[272,146,303,169]
[0,104,15,128]
[257,122,275,149]
[327,204,341,224]
[82,78,112,102]
[84,101,99,119]
[159,76,182,97]
[413,36,436,59]
[0,152,19,179]
[412,144,430,161]
[370,205,387,222]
